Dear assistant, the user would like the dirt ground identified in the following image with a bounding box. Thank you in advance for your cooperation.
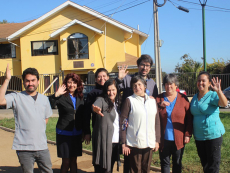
[0,128,96,173]
[0,128,160,173]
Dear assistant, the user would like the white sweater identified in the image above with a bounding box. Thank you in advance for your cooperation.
[126,94,157,149]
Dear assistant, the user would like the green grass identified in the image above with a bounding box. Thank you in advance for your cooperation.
[0,112,230,172]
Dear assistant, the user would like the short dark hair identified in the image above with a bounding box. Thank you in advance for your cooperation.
[130,75,147,89]
[198,71,211,82]
[22,68,39,81]
[137,54,153,67]
[95,68,109,78]
[163,74,179,86]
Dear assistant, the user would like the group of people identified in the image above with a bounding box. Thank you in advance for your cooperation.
[0,54,228,173]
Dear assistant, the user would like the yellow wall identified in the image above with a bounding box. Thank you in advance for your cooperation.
[0,5,144,77]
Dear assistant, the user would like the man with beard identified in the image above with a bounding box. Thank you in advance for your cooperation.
[0,64,53,173]
[116,54,158,173]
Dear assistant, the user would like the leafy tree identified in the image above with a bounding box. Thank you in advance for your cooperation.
[175,54,202,73]
[0,20,8,24]
[223,60,230,73]
[207,58,226,74]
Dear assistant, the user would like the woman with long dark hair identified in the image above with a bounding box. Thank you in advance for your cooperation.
[92,79,121,173]
[190,71,227,173]
[49,73,84,173]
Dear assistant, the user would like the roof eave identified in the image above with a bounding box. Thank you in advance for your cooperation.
[7,1,134,40]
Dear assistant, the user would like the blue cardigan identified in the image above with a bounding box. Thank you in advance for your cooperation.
[190,91,225,140]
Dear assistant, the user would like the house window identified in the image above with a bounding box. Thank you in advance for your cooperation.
[68,33,89,59]
[0,44,16,59]
[31,40,58,56]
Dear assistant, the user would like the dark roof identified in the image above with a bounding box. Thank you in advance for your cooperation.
[0,20,34,41]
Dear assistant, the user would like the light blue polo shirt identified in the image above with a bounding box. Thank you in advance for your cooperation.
[190,91,225,140]
[5,91,53,150]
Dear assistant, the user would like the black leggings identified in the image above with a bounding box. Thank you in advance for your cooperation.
[195,136,223,173]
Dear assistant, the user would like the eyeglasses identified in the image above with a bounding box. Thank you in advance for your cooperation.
[140,64,151,68]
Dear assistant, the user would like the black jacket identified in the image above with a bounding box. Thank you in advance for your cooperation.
[49,94,84,131]
[84,83,103,135]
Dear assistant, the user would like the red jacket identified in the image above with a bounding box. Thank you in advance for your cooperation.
[156,93,193,150]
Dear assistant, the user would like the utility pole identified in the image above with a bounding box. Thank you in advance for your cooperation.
[153,2,162,94]
[153,0,188,93]
[199,0,207,71]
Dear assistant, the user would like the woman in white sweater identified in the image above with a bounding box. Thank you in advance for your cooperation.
[120,75,161,173]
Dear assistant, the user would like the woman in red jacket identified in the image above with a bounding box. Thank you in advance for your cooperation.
[156,74,193,173]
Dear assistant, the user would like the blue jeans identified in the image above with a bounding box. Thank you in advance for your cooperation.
[16,149,53,173]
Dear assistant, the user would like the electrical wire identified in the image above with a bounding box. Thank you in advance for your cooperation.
[19,0,149,32]
[168,0,179,8]
[14,0,150,39]
[63,0,130,69]
[177,0,230,11]
[142,15,153,53]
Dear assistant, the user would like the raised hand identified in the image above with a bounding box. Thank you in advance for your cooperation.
[55,84,67,97]
[118,65,129,80]
[92,104,104,116]
[211,77,221,92]
[5,64,11,81]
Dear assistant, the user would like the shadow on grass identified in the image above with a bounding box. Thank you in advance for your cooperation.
[0,167,94,173]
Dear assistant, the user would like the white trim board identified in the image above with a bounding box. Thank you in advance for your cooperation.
[50,19,104,38]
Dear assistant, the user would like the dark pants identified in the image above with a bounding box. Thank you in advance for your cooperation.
[94,165,109,173]
[129,147,153,173]
[195,136,222,173]
[94,143,119,173]
[123,155,130,173]
[16,149,53,173]
[159,140,184,173]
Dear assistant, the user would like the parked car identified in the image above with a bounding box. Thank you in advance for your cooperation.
[162,85,187,95]
[223,86,230,109]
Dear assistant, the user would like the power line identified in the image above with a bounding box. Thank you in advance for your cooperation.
[10,0,150,39]
[177,0,230,11]
[143,15,153,53]
[63,0,128,69]
[24,0,148,30]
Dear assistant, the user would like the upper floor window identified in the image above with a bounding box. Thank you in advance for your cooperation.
[0,44,16,59]
[31,40,58,56]
[68,33,89,60]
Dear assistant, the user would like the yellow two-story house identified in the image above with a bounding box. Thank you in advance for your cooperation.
[0,1,148,93]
